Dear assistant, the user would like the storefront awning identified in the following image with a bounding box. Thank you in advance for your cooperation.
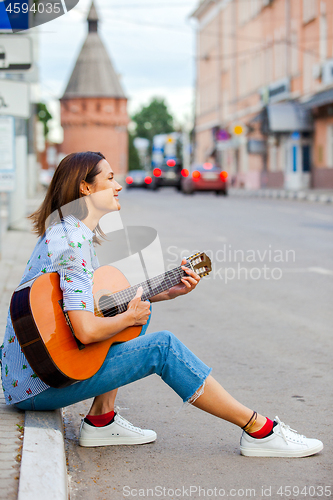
[303,88,333,109]
[266,102,313,133]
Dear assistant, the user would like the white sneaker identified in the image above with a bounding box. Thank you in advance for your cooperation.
[240,416,323,458]
[79,412,157,447]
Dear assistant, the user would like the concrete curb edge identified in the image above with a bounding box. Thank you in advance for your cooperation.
[229,188,333,203]
[18,409,68,500]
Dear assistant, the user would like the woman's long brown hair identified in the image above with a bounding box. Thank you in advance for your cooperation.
[29,151,106,240]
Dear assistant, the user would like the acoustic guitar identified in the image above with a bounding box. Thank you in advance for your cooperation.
[10,252,211,389]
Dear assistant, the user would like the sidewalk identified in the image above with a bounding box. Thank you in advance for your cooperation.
[0,197,67,500]
[229,187,333,203]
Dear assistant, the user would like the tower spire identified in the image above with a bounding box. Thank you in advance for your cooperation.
[87,1,99,33]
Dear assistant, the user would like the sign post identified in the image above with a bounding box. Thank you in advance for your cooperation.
[0,115,15,190]
[0,79,30,118]
[0,115,15,259]
[0,35,32,70]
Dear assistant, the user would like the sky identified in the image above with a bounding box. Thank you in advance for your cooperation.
[37,0,200,142]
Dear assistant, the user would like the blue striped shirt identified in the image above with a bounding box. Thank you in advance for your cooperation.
[1,215,99,405]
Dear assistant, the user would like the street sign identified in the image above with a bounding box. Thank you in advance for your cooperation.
[0,35,32,70]
[216,129,230,141]
[233,124,245,135]
[0,116,15,192]
[0,79,30,118]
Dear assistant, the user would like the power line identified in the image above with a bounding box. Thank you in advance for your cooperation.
[101,3,196,8]
[100,15,332,61]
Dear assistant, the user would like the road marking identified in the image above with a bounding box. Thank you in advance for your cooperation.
[307,267,333,275]
[278,207,301,214]
[282,268,333,275]
[304,211,333,222]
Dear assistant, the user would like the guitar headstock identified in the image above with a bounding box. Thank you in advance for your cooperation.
[186,252,212,278]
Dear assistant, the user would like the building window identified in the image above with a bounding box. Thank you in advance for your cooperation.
[239,60,247,95]
[239,0,261,25]
[291,31,299,75]
[328,125,333,167]
[96,102,101,112]
[303,0,317,24]
[319,2,327,62]
[265,42,273,84]
[303,51,316,92]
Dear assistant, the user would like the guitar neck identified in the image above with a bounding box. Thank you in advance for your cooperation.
[111,262,191,313]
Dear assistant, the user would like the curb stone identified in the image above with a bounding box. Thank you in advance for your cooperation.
[18,409,68,500]
[229,188,333,203]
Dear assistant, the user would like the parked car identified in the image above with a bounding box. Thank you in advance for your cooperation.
[181,163,228,195]
[149,160,182,191]
[125,170,152,188]
[39,168,55,188]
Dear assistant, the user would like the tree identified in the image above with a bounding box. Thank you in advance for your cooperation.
[37,102,52,137]
[128,132,141,171]
[131,98,174,148]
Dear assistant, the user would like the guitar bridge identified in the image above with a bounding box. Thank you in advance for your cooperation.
[58,300,86,350]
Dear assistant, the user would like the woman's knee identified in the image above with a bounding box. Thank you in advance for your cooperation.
[152,329,175,346]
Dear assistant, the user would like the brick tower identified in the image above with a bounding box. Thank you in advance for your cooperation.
[60,1,128,176]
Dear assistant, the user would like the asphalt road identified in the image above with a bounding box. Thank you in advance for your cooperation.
[64,189,333,500]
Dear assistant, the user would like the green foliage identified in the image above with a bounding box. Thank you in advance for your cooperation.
[131,98,174,148]
[128,132,141,171]
[37,102,52,137]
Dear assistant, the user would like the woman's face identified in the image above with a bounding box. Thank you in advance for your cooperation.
[82,159,122,215]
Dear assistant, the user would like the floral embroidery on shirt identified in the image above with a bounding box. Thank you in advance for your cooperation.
[83,268,94,279]
[59,255,69,266]
[2,214,98,405]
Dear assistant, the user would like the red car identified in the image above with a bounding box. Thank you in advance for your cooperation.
[181,163,228,195]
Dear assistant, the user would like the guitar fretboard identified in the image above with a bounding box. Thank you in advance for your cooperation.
[102,263,191,316]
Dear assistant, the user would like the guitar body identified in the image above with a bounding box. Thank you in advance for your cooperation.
[10,251,211,389]
[10,266,143,388]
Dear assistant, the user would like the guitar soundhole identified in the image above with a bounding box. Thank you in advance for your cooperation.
[99,295,118,317]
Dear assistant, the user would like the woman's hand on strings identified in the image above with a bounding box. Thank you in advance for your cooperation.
[167,258,201,300]
[127,286,151,325]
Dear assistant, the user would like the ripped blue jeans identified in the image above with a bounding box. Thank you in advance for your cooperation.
[14,330,212,411]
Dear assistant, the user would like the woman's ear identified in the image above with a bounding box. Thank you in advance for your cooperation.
[80,180,90,196]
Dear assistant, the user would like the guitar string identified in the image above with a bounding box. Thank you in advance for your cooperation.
[102,265,188,316]
[100,264,192,317]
